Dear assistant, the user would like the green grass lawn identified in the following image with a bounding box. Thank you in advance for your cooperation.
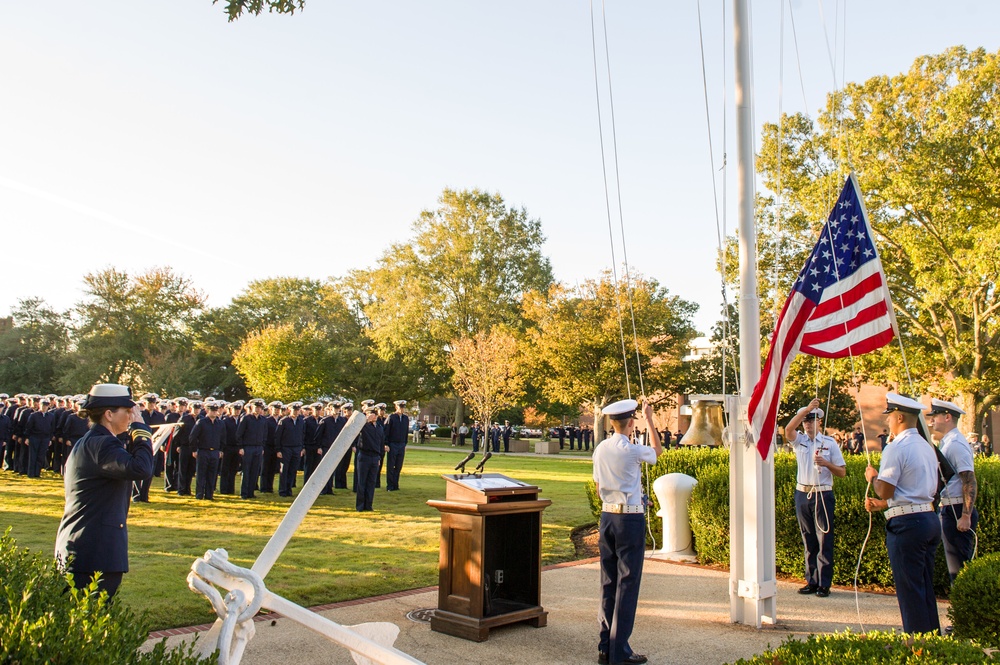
[0,446,594,630]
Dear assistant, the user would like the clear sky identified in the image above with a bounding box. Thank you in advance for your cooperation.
[2,1,998,334]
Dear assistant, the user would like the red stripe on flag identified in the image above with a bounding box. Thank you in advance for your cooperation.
[800,301,889,348]
[812,272,884,318]
[750,297,815,459]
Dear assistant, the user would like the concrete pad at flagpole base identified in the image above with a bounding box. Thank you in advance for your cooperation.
[148,558,943,665]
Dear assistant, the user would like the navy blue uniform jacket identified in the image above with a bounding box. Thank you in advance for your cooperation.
[385,413,409,444]
[54,423,154,574]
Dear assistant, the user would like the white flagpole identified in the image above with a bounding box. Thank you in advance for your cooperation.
[731,0,777,627]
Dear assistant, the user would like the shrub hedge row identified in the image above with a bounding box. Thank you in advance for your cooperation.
[727,630,1000,665]
[587,448,1000,595]
[0,530,214,665]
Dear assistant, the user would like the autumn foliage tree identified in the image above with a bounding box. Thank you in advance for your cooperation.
[447,329,525,431]
[754,46,1000,431]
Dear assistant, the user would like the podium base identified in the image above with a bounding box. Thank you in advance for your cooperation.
[431,605,547,642]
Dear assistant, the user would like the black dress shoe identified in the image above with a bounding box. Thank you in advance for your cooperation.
[798,584,818,595]
[598,652,609,665]
[815,587,830,597]
[615,655,648,665]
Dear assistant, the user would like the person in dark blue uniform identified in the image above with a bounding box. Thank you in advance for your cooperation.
[174,399,197,495]
[162,399,181,492]
[54,384,153,598]
[593,399,662,665]
[219,401,243,495]
[557,425,566,450]
[132,394,164,502]
[61,398,90,471]
[374,403,388,488]
[502,421,513,453]
[353,400,375,492]
[355,405,384,511]
[260,401,281,493]
[24,396,55,478]
[0,397,10,472]
[236,399,266,499]
[470,421,481,453]
[314,400,345,495]
[276,401,305,497]
[190,401,226,500]
[302,403,322,484]
[384,400,409,492]
[13,395,38,474]
[865,393,942,634]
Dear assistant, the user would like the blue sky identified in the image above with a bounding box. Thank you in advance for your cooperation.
[2,1,998,333]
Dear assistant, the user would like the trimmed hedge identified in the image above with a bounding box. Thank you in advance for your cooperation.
[728,630,1000,664]
[950,552,1000,647]
[587,449,1000,594]
[0,530,214,665]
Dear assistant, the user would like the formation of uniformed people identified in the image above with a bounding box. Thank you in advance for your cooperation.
[1,391,414,514]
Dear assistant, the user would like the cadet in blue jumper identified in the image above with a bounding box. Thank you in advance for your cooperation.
[592,398,662,665]
[865,393,942,634]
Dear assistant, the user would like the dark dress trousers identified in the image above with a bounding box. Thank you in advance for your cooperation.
[355,421,383,511]
[315,414,345,495]
[54,422,154,598]
[236,414,266,499]
[275,415,304,496]
[24,410,55,478]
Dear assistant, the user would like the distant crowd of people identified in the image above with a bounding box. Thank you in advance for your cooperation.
[0,391,413,512]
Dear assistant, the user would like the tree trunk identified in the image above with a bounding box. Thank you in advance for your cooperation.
[454,393,465,430]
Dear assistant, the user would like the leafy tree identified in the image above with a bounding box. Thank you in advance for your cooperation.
[754,46,1000,432]
[353,188,554,423]
[447,329,525,430]
[63,267,204,390]
[213,0,304,22]
[0,299,71,393]
[232,323,331,400]
[521,271,698,434]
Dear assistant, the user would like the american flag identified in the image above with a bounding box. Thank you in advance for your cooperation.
[748,174,898,459]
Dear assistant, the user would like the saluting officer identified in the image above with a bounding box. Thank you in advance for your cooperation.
[865,393,942,634]
[55,384,153,599]
[784,398,846,598]
[927,399,978,584]
[593,399,662,665]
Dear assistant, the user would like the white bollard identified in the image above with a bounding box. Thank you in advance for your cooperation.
[650,473,698,562]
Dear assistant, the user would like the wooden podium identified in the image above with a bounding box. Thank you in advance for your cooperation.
[427,473,551,641]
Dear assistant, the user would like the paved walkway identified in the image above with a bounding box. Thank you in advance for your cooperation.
[147,556,945,665]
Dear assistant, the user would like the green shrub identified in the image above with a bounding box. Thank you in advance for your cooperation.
[435,426,452,438]
[949,551,1000,647]
[586,448,1000,594]
[0,530,214,665]
[728,630,1000,664]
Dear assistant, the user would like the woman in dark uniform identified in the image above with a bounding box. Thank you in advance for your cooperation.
[54,384,153,598]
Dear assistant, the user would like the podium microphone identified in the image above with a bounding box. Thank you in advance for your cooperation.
[473,451,492,474]
[454,451,476,473]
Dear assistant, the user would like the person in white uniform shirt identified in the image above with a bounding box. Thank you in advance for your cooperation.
[592,398,662,665]
[865,392,941,634]
[926,398,978,585]
[783,398,846,598]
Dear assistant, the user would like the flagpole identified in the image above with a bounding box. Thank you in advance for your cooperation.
[730,0,777,627]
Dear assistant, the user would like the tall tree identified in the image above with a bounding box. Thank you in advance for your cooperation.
[63,267,204,390]
[521,271,698,434]
[0,299,71,392]
[353,188,554,423]
[754,46,1000,432]
[448,329,525,431]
